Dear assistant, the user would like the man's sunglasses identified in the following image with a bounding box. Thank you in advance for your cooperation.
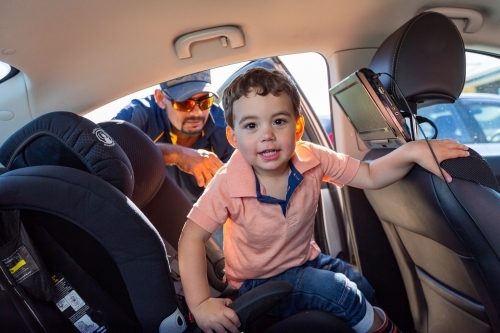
[163,91,214,112]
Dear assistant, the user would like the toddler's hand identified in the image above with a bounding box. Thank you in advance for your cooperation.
[192,297,240,333]
[413,139,469,182]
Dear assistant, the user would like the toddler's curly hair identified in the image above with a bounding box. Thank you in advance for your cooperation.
[222,67,301,128]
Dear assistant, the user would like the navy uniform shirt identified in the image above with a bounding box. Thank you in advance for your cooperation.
[114,95,234,203]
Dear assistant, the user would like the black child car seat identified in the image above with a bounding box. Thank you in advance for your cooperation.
[0,112,186,332]
[0,112,297,333]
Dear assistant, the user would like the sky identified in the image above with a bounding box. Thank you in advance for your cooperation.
[464,52,500,78]
[84,52,331,124]
[0,62,10,78]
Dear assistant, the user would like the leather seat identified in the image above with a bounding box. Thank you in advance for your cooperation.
[364,12,500,333]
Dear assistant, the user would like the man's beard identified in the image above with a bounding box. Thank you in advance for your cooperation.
[179,116,206,137]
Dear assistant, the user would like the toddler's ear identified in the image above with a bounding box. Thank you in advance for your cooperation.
[226,126,238,149]
[295,116,305,141]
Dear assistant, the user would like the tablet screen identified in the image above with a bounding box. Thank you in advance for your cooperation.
[333,81,391,135]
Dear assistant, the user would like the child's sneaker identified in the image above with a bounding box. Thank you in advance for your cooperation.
[372,307,402,333]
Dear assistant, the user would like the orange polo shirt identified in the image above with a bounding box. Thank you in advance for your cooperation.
[188,141,360,287]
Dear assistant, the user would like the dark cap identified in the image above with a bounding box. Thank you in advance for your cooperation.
[159,70,219,102]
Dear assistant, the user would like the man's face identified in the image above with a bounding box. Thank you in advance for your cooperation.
[164,92,211,137]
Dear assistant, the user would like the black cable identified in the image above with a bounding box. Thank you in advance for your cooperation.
[373,72,499,267]
[376,72,448,183]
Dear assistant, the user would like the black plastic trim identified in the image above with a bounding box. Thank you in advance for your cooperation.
[416,266,488,322]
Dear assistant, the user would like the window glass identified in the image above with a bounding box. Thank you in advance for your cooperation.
[418,103,471,142]
[85,53,331,143]
[0,61,11,81]
[461,99,500,142]
[85,62,249,123]
[280,53,331,142]
[418,52,500,149]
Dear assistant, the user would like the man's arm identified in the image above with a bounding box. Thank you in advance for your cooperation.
[157,144,223,188]
[178,219,240,333]
[113,98,150,130]
[348,139,470,190]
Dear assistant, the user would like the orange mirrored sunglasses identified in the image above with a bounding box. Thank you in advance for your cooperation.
[164,91,214,112]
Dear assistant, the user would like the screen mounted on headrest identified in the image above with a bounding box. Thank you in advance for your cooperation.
[330,68,411,149]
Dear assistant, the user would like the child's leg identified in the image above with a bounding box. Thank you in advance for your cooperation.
[239,254,401,333]
[239,261,374,333]
[303,254,401,333]
[312,253,375,303]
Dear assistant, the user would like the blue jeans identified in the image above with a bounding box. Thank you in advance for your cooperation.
[239,253,375,330]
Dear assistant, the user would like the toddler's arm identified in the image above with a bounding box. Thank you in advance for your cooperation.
[178,219,240,333]
[348,139,469,190]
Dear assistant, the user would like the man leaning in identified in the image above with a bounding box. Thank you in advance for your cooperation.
[114,70,234,203]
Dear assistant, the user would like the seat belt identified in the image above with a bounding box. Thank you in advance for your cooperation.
[0,210,51,332]
[163,239,183,295]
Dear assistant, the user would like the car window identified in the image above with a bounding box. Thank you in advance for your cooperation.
[0,61,10,80]
[417,103,472,142]
[280,53,332,143]
[214,54,332,143]
[86,53,332,144]
[279,53,330,120]
[461,99,500,142]
[418,52,500,148]
[85,62,248,123]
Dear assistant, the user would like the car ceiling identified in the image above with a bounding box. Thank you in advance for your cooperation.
[1,0,500,117]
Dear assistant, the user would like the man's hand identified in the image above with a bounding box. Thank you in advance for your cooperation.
[191,297,240,333]
[176,148,224,187]
[158,144,224,187]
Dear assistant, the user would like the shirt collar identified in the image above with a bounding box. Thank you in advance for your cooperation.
[227,141,320,198]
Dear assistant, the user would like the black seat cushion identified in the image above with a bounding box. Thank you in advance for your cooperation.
[0,166,179,332]
[440,148,500,191]
[0,111,134,197]
[99,120,165,208]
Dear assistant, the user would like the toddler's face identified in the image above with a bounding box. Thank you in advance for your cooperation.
[226,90,302,176]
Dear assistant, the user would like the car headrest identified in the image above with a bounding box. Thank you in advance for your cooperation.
[99,120,166,208]
[0,111,134,197]
[369,11,465,106]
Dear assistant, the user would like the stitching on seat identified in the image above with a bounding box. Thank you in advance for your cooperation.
[484,186,500,202]
[392,13,429,97]
[392,12,466,97]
